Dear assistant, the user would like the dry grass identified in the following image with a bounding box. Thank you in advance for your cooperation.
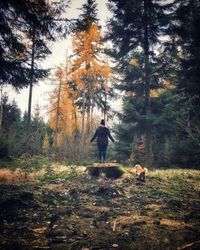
[149,168,200,179]
[0,167,47,184]
[1,163,199,189]
[0,168,28,184]
[0,164,87,184]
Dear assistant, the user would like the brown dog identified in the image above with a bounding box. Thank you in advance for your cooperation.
[132,164,148,182]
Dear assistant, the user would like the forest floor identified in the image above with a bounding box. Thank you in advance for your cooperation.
[0,161,200,250]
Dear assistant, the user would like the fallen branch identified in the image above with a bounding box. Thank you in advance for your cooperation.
[113,220,116,232]
[177,240,200,250]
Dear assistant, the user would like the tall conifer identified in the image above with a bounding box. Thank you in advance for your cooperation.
[0,0,70,88]
[107,0,172,167]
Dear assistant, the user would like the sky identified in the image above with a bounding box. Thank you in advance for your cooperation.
[5,0,112,120]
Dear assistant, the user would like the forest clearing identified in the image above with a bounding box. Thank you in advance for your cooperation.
[0,159,200,250]
[1,0,200,249]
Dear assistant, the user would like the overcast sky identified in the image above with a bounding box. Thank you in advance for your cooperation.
[6,0,111,120]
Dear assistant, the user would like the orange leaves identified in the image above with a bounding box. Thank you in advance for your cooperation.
[48,21,112,146]
[72,23,100,61]
[72,23,107,73]
[71,22,111,93]
[55,66,63,79]
[49,66,81,146]
[130,58,138,66]
[70,22,112,134]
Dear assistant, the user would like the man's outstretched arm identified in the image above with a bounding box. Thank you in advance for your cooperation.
[108,130,115,142]
[90,130,98,142]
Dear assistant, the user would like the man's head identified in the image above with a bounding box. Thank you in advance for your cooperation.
[100,119,105,126]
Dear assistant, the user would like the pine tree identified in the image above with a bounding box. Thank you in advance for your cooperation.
[107,0,172,167]
[0,95,24,157]
[0,0,70,88]
[173,0,200,149]
[174,0,200,97]
[74,0,99,32]
[0,0,71,155]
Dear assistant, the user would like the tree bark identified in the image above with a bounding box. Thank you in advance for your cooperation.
[54,68,62,158]
[81,89,86,134]
[143,0,152,168]
[104,78,108,121]
[26,26,35,154]
[86,106,91,135]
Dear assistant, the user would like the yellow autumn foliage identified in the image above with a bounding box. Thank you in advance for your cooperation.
[48,22,111,148]
[71,23,111,92]
[130,58,138,65]
[49,67,81,147]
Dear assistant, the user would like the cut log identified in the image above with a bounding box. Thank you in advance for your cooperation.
[87,162,124,179]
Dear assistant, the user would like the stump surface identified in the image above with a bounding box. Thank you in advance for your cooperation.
[87,162,124,178]
[92,162,121,168]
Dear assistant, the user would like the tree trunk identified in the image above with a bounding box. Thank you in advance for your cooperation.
[91,102,94,132]
[81,90,86,134]
[26,26,35,154]
[86,107,91,135]
[104,78,108,121]
[73,103,78,135]
[143,0,152,168]
[55,68,62,158]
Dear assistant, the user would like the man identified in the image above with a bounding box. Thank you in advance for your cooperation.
[90,119,115,163]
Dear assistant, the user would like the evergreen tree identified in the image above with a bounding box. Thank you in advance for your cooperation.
[1,96,21,134]
[107,0,172,167]
[151,89,200,167]
[174,0,200,97]
[0,0,70,88]
[30,104,47,155]
[174,0,200,146]
[0,0,71,154]
[0,96,52,158]
[0,95,23,157]
[74,0,99,32]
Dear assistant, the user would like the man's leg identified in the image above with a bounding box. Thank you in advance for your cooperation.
[102,145,107,162]
[98,145,102,162]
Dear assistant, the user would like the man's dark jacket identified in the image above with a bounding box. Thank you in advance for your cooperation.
[90,126,114,146]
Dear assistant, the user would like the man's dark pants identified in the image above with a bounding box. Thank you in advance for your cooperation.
[97,144,107,162]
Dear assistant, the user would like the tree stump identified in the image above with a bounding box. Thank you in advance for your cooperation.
[87,162,124,179]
